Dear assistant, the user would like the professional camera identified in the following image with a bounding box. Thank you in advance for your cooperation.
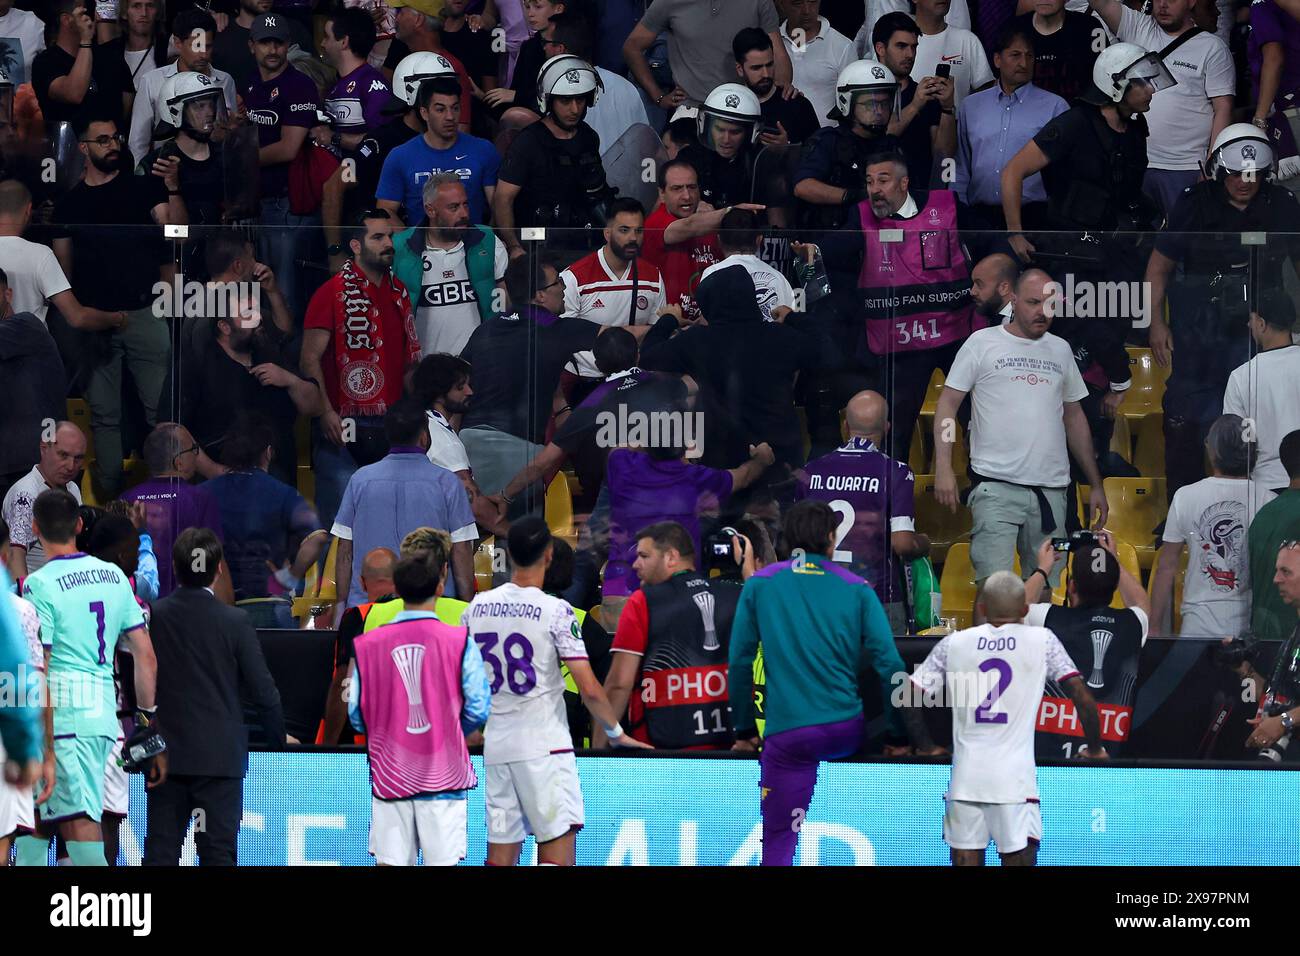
[1051,529,1097,552]
[1209,633,1258,670]
[705,526,745,580]
[1259,699,1292,763]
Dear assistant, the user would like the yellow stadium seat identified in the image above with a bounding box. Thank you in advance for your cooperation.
[939,543,979,631]
[914,473,972,564]
[66,398,93,454]
[587,605,605,630]
[475,536,496,593]
[1051,539,1142,608]
[545,472,576,547]
[1133,414,1165,479]
[1147,547,1188,634]
[1118,347,1169,423]
[918,368,946,420]
[79,469,100,507]
[292,535,339,624]
[295,414,310,466]
[1108,414,1132,463]
[1102,477,1167,569]
[1077,483,1089,526]
[908,427,928,475]
[297,464,315,508]
[316,535,340,602]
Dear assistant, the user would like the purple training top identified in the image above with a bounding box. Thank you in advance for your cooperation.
[326,62,393,132]
[603,449,734,598]
[244,64,320,199]
[122,477,226,598]
[795,437,916,605]
[1249,0,1300,104]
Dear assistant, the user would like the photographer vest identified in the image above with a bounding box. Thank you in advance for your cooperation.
[856,189,975,355]
[1035,604,1144,758]
[634,573,740,749]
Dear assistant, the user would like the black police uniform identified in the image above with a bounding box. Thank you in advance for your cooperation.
[793,124,902,230]
[1156,179,1300,496]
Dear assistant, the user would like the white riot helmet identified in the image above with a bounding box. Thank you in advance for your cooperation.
[697,82,762,148]
[1206,123,1275,179]
[392,51,460,107]
[536,54,602,114]
[155,70,224,137]
[1083,42,1176,105]
[834,59,896,120]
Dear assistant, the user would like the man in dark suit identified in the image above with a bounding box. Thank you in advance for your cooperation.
[144,527,285,866]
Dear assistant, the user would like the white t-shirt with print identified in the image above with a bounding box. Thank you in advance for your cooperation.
[0,6,45,84]
[945,325,1089,487]
[1163,476,1273,639]
[700,253,795,322]
[1222,345,1300,492]
[1116,6,1235,170]
[415,236,509,358]
[911,26,993,108]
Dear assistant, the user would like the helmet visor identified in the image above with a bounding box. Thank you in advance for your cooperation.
[1219,137,1275,175]
[1122,52,1177,96]
[700,113,757,152]
[181,93,224,135]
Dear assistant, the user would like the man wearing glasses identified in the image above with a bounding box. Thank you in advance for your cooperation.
[122,423,226,599]
[50,114,175,499]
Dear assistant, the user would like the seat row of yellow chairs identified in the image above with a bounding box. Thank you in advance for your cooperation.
[937,537,1185,632]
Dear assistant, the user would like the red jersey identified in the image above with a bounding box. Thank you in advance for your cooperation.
[641,203,721,323]
[304,265,420,418]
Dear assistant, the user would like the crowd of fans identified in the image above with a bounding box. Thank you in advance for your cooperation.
[0,0,1299,766]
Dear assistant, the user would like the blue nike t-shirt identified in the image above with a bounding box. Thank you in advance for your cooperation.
[376,131,501,226]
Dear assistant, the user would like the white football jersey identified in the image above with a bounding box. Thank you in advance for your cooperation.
[912,623,1080,803]
[461,583,587,765]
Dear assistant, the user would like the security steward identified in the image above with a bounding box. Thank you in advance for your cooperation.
[678,82,764,213]
[1000,43,1171,282]
[794,60,901,230]
[1145,123,1300,500]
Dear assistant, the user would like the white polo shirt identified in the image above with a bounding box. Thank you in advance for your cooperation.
[2,466,82,575]
[781,17,858,127]
[1116,6,1235,171]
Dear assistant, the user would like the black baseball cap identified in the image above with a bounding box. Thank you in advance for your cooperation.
[250,13,290,42]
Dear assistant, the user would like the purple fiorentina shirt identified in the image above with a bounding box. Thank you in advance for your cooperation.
[244,64,320,199]
[603,449,734,598]
[1249,0,1300,103]
[122,478,226,598]
[326,63,392,132]
[795,437,916,605]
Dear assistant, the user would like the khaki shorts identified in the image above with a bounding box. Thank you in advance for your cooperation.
[968,481,1066,586]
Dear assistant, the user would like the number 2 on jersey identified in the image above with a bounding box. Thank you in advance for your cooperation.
[474,631,538,695]
[975,658,1012,724]
[829,499,854,563]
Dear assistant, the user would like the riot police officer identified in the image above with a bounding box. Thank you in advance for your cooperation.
[494,54,616,256]
[1145,123,1300,499]
[1001,43,1171,277]
[793,59,901,230]
[677,82,763,212]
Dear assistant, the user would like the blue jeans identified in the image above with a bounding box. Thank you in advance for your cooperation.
[311,416,385,532]
[258,196,321,323]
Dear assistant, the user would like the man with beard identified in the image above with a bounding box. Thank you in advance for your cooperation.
[794,60,901,229]
[968,253,1018,326]
[392,172,508,357]
[410,353,475,490]
[50,114,170,498]
[302,209,423,531]
[559,197,665,381]
[243,13,319,321]
[376,69,498,228]
[494,54,612,256]
[734,27,818,147]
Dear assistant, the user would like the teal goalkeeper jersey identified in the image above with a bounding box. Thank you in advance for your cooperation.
[24,553,145,738]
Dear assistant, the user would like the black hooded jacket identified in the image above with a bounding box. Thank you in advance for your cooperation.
[639,263,825,468]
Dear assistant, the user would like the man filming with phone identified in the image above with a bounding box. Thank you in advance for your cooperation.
[1023,528,1149,757]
